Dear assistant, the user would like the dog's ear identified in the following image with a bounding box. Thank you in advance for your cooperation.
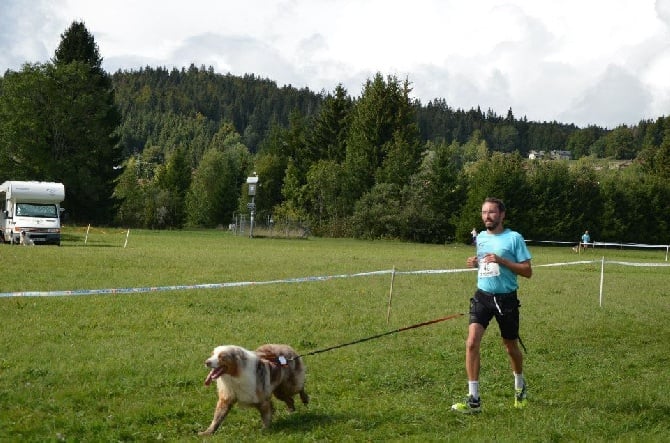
[233,347,249,361]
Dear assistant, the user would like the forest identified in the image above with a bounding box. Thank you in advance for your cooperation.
[1,22,669,244]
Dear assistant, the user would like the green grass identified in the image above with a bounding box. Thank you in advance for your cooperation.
[1,228,669,442]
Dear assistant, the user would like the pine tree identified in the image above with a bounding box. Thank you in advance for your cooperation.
[653,129,670,179]
[53,21,104,74]
[309,84,352,162]
[50,21,123,222]
[155,147,191,227]
[344,74,422,203]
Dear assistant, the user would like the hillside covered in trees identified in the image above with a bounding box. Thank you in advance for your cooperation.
[108,64,670,243]
[1,22,669,244]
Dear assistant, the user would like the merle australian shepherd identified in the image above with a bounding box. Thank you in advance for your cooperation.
[199,344,309,435]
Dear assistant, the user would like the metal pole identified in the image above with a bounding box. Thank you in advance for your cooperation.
[249,197,255,238]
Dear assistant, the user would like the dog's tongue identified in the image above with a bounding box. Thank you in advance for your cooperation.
[204,369,216,386]
[204,367,225,386]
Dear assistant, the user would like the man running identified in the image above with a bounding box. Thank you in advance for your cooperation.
[452,197,532,413]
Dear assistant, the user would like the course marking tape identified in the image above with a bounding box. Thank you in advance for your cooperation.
[0,260,666,298]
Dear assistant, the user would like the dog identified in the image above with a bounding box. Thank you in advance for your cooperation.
[20,231,34,246]
[199,344,309,435]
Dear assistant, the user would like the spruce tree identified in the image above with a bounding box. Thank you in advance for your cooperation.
[51,21,123,223]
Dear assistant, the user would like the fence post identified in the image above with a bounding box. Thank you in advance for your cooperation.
[600,256,605,308]
[386,266,396,325]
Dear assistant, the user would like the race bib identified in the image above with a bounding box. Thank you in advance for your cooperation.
[478,262,500,278]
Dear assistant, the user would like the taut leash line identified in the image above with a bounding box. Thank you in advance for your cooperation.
[294,313,464,360]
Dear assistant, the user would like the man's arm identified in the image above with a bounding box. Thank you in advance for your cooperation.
[506,259,532,278]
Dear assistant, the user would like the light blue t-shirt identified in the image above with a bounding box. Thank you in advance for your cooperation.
[475,228,531,294]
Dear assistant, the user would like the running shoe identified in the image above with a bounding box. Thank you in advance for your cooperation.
[514,383,527,408]
[451,395,481,414]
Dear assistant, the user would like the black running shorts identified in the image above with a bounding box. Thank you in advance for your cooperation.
[469,289,520,340]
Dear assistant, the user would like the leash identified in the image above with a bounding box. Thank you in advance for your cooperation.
[293,313,465,360]
[518,335,528,353]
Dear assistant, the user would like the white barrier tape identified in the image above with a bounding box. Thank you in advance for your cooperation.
[604,261,670,267]
[0,270,394,298]
[395,268,477,275]
[526,240,579,244]
[0,260,667,298]
[591,242,669,248]
[527,240,669,248]
[536,260,596,267]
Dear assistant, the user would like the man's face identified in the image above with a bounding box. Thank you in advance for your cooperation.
[481,202,504,231]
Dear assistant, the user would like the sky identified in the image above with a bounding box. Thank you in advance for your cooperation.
[2,0,670,128]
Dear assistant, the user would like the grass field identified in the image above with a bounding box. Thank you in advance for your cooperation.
[1,228,669,442]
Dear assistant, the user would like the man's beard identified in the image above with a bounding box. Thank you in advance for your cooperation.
[485,219,500,230]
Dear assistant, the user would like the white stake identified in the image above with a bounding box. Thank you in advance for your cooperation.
[84,224,91,245]
[123,229,130,248]
[599,256,605,307]
[386,266,396,325]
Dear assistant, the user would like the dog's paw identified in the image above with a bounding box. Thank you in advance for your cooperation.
[300,391,310,405]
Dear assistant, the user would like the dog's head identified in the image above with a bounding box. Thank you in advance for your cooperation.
[203,345,250,386]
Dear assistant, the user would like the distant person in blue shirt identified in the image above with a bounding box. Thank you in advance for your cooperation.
[581,230,591,249]
[452,197,532,414]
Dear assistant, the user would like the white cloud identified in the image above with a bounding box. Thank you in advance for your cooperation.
[560,65,653,127]
[0,0,62,70]
[1,0,668,128]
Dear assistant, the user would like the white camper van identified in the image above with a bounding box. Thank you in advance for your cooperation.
[0,181,65,245]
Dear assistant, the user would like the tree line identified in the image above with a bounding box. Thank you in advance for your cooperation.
[1,22,669,244]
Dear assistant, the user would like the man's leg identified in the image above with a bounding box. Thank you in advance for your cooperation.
[452,323,486,413]
[466,323,486,384]
[504,338,527,408]
[503,338,522,374]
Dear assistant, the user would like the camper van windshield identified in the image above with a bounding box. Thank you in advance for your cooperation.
[16,203,58,218]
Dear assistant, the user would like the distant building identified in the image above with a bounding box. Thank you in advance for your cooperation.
[550,150,572,160]
[528,150,572,160]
